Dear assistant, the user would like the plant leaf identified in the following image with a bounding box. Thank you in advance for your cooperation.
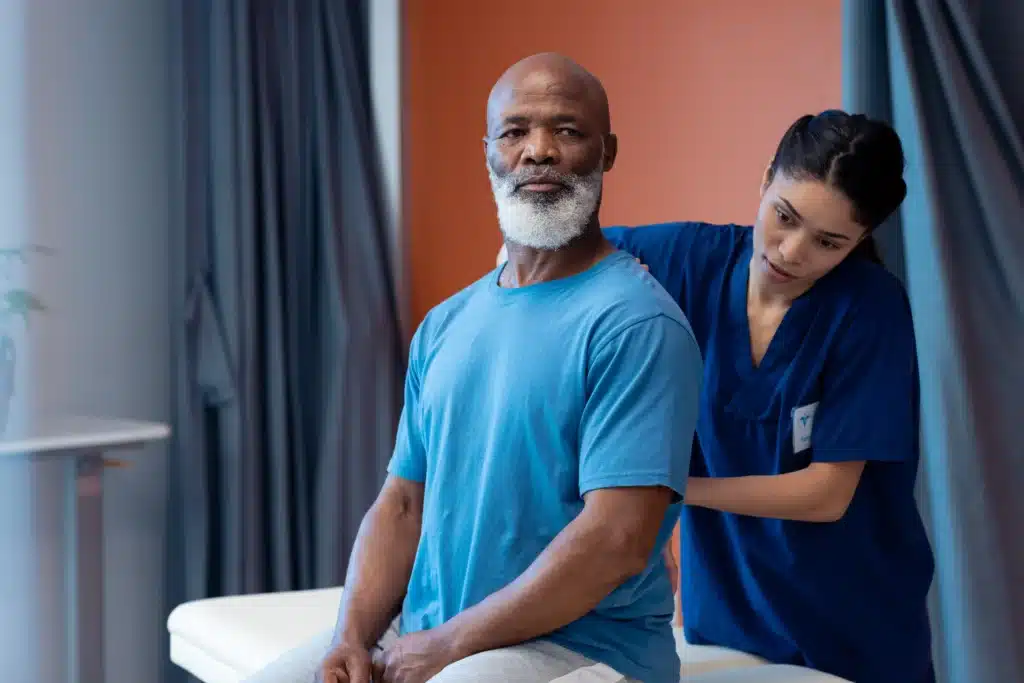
[1,289,45,325]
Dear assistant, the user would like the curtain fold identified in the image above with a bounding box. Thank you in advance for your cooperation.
[843,2,1024,682]
[166,1,404,679]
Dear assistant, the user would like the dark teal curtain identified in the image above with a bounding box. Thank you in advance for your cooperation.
[844,2,1024,682]
[165,0,404,680]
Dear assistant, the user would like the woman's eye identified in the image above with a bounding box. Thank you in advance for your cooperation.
[775,208,793,224]
[817,238,840,250]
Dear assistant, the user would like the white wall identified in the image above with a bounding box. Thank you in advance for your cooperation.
[20,1,172,681]
[0,1,401,680]
[370,0,406,333]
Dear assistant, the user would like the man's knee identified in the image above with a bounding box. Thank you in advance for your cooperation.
[425,643,628,683]
[426,648,524,683]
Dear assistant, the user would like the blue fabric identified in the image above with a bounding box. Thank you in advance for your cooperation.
[388,250,702,683]
[605,222,936,683]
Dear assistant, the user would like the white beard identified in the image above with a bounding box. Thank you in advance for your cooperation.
[488,166,603,250]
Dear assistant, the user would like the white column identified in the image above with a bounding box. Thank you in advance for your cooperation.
[0,1,56,680]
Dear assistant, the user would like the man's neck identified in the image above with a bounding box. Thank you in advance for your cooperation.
[502,223,613,288]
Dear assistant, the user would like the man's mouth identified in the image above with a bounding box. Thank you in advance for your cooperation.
[519,182,564,192]
[515,175,568,193]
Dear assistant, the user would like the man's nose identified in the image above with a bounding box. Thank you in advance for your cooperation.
[521,129,559,166]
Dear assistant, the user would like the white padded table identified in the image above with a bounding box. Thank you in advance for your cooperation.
[168,588,848,682]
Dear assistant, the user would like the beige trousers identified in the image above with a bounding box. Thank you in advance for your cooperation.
[244,619,637,683]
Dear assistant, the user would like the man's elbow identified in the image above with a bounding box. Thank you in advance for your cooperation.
[600,526,659,579]
[374,476,424,527]
[581,487,674,579]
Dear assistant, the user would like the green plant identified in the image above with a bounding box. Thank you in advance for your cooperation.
[0,245,50,326]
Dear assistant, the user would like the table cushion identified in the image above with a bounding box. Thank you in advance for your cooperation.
[680,664,851,681]
[675,628,767,676]
[168,587,342,683]
[168,587,846,683]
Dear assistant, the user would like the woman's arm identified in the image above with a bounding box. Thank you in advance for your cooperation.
[685,461,865,523]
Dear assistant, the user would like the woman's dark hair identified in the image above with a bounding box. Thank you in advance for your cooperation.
[766,110,907,264]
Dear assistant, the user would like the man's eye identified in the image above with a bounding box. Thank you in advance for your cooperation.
[499,129,525,139]
[556,128,582,137]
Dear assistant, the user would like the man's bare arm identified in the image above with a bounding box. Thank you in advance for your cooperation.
[434,486,673,658]
[331,475,424,649]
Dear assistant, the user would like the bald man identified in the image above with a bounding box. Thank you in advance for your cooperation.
[247,53,702,683]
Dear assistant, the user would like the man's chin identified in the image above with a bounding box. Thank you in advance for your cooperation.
[499,225,587,251]
[513,187,570,205]
[502,237,565,251]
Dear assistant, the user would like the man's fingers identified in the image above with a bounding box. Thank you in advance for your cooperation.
[347,657,372,683]
[371,650,388,682]
[323,667,347,683]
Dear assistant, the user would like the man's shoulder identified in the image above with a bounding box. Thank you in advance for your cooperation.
[586,254,698,348]
[411,271,494,353]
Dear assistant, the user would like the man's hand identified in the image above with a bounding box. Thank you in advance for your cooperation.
[371,630,459,683]
[320,641,374,683]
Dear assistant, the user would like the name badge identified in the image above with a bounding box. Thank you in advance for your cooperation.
[791,402,818,453]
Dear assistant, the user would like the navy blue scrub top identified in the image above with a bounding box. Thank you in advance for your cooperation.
[603,222,936,683]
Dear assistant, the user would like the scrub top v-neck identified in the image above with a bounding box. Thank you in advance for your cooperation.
[604,221,936,683]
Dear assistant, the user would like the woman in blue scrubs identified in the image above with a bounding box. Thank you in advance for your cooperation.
[603,110,935,683]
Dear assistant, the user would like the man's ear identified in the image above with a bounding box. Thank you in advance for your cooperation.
[602,133,618,172]
[760,162,774,198]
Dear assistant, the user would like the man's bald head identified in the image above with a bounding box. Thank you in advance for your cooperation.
[486,53,611,135]
[483,53,617,251]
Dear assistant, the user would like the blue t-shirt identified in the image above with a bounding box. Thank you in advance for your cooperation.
[388,250,702,683]
[604,222,936,683]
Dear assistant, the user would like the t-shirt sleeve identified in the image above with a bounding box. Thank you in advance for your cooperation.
[386,326,428,482]
[811,286,920,464]
[578,315,703,500]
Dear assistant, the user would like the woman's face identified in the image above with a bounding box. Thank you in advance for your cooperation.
[751,172,868,293]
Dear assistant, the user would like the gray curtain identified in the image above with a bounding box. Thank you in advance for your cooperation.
[843,1,1024,682]
[165,0,404,679]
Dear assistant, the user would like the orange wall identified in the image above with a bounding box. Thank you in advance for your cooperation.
[404,1,842,622]
[405,0,842,326]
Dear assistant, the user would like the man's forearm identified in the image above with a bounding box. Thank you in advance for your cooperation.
[331,482,422,649]
[437,489,668,658]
